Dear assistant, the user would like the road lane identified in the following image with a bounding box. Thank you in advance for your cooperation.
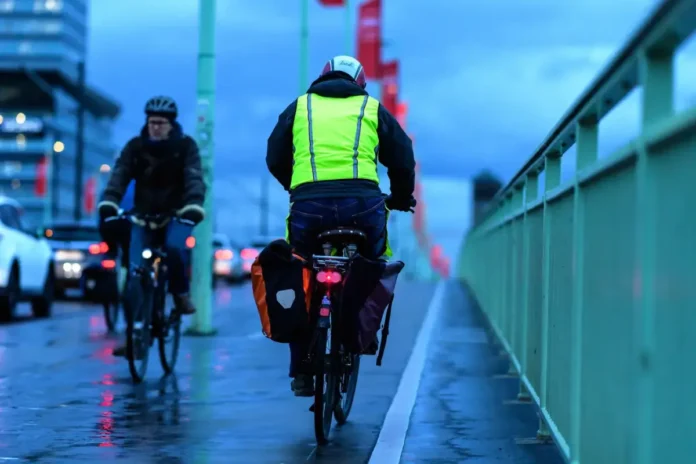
[0,279,437,463]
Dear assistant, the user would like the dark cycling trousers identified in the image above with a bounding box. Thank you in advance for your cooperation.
[129,220,193,295]
[287,196,387,377]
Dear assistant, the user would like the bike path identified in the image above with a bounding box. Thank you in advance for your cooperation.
[0,280,436,463]
[397,281,564,464]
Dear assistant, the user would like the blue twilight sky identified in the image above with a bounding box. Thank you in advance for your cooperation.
[86,0,696,259]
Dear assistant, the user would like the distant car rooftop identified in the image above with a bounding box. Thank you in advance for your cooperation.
[250,235,283,248]
[46,220,99,230]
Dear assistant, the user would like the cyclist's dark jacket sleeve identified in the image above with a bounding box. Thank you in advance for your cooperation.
[377,104,416,200]
[181,136,206,206]
[100,137,137,205]
[266,100,298,192]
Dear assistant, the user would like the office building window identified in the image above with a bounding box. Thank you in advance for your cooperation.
[34,0,62,13]
[0,0,13,12]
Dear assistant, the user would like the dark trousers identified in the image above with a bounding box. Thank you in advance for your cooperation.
[287,196,387,377]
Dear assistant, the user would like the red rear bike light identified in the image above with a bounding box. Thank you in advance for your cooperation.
[316,270,341,285]
[101,259,116,269]
[185,236,196,248]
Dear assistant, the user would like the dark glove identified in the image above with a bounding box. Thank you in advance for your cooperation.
[98,201,119,221]
[385,195,417,213]
[177,204,205,225]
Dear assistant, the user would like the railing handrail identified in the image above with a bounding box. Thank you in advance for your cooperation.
[479,0,696,225]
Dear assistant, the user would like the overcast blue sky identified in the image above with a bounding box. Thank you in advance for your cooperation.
[86,0,696,259]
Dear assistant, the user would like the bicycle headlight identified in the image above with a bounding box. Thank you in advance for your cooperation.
[142,249,153,259]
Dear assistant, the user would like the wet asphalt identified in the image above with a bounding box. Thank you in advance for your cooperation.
[0,280,564,463]
[0,280,433,463]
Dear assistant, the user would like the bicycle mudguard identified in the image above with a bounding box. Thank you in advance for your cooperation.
[376,294,394,367]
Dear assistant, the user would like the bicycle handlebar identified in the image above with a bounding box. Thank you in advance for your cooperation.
[104,211,195,228]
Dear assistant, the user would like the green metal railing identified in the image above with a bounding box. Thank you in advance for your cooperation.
[457,1,696,463]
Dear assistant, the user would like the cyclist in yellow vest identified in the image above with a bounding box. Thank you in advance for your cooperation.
[266,55,416,396]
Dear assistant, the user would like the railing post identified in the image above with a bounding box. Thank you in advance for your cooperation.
[518,173,538,401]
[539,151,560,439]
[506,188,524,375]
[569,118,598,463]
[633,43,674,464]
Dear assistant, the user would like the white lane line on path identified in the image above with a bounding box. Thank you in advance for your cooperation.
[368,281,446,464]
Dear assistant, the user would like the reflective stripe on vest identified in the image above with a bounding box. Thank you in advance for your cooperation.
[291,93,380,189]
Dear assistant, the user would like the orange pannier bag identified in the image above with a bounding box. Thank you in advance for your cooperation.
[251,239,313,343]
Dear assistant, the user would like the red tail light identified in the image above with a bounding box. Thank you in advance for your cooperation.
[241,248,258,260]
[316,270,341,285]
[186,236,196,249]
[215,249,233,260]
[89,242,109,254]
[101,259,116,269]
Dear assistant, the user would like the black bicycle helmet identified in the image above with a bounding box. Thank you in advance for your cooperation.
[145,96,178,120]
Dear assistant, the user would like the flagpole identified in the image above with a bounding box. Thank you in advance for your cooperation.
[300,0,309,93]
[344,0,351,55]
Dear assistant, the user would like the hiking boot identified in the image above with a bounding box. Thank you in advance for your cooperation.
[291,374,314,397]
[173,293,196,315]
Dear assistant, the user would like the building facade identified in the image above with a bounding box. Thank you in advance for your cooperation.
[0,0,120,227]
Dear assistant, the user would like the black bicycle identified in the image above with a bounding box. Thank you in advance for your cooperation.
[308,198,414,444]
[306,228,370,444]
[107,212,188,384]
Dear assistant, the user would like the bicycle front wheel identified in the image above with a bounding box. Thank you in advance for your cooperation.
[158,293,181,373]
[313,328,339,445]
[103,300,119,332]
[125,280,153,384]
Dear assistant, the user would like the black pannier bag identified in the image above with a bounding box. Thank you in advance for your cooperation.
[251,239,313,343]
[339,255,404,363]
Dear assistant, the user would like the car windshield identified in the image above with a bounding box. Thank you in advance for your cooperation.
[46,226,101,242]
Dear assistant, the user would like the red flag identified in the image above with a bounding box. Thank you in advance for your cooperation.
[356,0,381,78]
[395,101,407,129]
[318,0,344,5]
[84,176,96,214]
[380,59,398,114]
[35,157,47,197]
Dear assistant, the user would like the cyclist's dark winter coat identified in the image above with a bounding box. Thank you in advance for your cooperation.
[100,123,206,214]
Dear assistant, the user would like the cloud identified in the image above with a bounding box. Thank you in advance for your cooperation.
[87,0,693,183]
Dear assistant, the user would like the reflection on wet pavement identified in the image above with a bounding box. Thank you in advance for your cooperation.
[0,281,564,463]
[0,282,435,463]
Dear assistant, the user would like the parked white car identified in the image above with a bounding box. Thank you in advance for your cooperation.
[0,196,54,320]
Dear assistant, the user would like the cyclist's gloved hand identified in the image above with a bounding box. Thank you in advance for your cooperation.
[177,204,205,224]
[385,195,417,213]
[98,201,119,221]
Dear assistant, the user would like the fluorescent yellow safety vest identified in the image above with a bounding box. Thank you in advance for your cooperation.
[290,93,380,189]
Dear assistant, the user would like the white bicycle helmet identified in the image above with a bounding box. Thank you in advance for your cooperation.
[320,55,367,88]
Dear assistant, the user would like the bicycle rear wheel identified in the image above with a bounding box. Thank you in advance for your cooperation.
[313,328,339,445]
[125,281,153,384]
[334,353,361,424]
[158,292,181,373]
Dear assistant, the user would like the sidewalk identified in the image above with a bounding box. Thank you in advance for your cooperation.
[400,281,564,463]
